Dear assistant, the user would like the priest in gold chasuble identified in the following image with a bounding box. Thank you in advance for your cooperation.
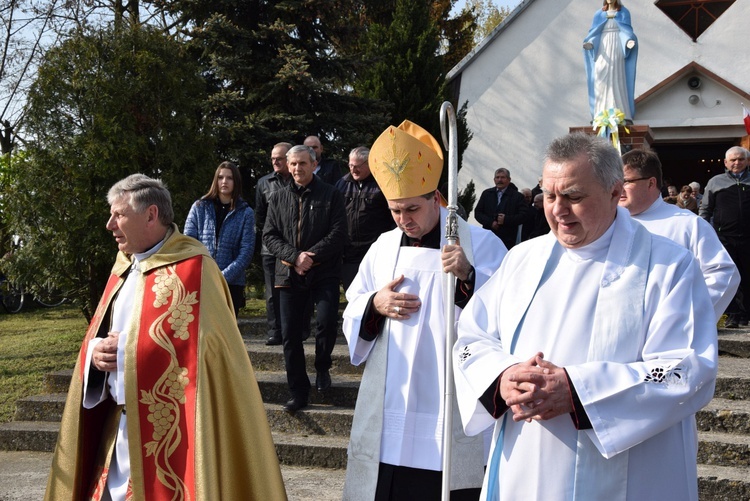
[45,174,286,501]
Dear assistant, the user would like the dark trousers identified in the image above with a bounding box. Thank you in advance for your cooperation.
[278,276,339,400]
[374,463,481,501]
[721,235,750,321]
[341,261,361,292]
[228,284,245,317]
[262,254,282,339]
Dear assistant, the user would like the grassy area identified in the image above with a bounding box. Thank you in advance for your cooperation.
[0,305,87,422]
[0,284,344,423]
[240,286,266,317]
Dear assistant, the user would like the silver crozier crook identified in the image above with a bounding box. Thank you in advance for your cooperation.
[439,101,459,501]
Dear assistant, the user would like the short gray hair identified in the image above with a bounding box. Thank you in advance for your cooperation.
[107,174,174,226]
[288,144,316,162]
[544,133,623,190]
[726,146,748,159]
[349,146,369,163]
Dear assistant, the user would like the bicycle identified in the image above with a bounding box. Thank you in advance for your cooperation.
[0,275,25,313]
[34,286,67,308]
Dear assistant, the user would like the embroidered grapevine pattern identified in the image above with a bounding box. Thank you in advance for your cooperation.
[141,265,197,500]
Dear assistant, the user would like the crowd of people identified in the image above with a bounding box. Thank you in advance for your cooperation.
[44,123,748,499]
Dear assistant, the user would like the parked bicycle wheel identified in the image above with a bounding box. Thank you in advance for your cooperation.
[35,288,67,308]
[0,279,25,313]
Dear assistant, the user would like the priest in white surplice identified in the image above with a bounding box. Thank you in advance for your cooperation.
[619,148,739,321]
[342,120,507,500]
[454,133,717,501]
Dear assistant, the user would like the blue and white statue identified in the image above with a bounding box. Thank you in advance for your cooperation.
[583,0,638,121]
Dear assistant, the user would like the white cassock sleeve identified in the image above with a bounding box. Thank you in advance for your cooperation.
[342,234,388,366]
[452,261,520,437]
[567,249,717,458]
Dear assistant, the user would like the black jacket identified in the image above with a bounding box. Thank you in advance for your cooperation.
[335,173,396,263]
[700,169,750,238]
[474,183,530,249]
[263,177,348,287]
[255,171,292,255]
[315,157,344,185]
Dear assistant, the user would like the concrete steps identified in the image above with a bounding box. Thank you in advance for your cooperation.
[2,320,750,499]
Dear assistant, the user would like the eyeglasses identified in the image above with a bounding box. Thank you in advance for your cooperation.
[271,157,286,163]
[623,177,652,185]
[349,162,367,169]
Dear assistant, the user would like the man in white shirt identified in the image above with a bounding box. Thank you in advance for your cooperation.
[619,148,739,320]
[342,120,506,500]
[454,133,717,501]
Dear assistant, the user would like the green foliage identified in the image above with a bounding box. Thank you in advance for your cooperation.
[459,178,477,218]
[464,0,510,46]
[356,0,445,129]
[354,1,474,183]
[2,26,215,320]
[173,0,389,197]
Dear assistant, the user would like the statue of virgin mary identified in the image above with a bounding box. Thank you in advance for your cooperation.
[583,0,638,121]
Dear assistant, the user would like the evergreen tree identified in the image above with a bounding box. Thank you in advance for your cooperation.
[167,0,389,197]
[3,26,214,319]
[354,0,473,189]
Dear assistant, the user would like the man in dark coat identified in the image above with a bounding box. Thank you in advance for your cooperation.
[474,168,531,249]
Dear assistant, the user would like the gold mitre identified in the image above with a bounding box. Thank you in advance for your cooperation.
[369,120,443,200]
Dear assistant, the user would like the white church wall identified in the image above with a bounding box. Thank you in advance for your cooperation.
[455,0,750,220]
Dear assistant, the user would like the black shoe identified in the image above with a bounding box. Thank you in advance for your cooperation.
[283,397,308,413]
[740,319,749,326]
[316,370,331,392]
[265,336,282,346]
[725,318,739,328]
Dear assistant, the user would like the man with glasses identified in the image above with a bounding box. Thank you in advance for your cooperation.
[335,146,395,289]
[619,148,738,321]
[255,142,293,345]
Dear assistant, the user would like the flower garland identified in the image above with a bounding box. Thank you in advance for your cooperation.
[593,108,630,151]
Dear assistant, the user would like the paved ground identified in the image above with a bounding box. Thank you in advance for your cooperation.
[0,451,345,500]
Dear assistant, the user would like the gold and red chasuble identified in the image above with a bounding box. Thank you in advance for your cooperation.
[46,228,287,501]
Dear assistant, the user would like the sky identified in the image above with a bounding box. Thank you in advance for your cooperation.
[451,0,522,15]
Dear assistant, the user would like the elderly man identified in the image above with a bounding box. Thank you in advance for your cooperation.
[264,145,348,412]
[342,121,506,500]
[454,133,717,500]
[256,142,293,345]
[45,174,285,500]
[304,134,343,185]
[474,168,529,249]
[335,146,396,290]
[700,146,750,328]
[619,148,739,321]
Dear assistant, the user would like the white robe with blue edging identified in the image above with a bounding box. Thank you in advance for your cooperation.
[454,207,717,501]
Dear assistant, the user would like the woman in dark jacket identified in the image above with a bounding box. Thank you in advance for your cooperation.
[184,161,255,316]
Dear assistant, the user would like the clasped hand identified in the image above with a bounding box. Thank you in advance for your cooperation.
[500,352,573,422]
[294,251,315,275]
[91,331,119,372]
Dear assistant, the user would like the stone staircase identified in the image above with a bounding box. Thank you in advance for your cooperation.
[1,318,749,499]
